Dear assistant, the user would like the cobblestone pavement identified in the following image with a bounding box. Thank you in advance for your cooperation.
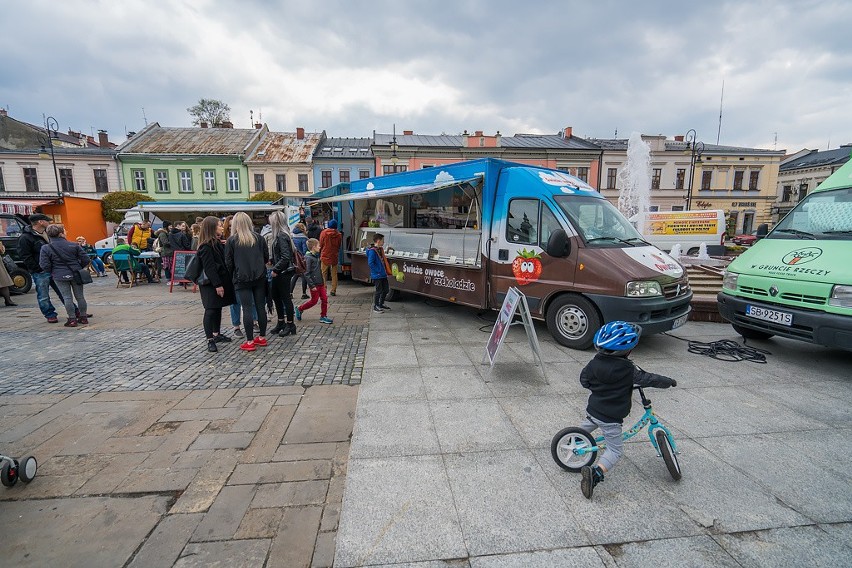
[0,275,371,567]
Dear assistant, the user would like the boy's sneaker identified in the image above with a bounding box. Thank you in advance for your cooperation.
[233,327,244,338]
[372,306,384,313]
[252,336,268,347]
[580,465,604,500]
[380,304,391,310]
[319,316,333,324]
[239,341,256,352]
[295,307,302,321]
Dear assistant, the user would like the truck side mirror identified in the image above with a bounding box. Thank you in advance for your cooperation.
[756,223,769,240]
[545,229,571,258]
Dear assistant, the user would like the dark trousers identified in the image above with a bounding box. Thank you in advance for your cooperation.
[290,272,308,296]
[271,273,295,321]
[374,277,389,308]
[203,308,222,339]
[236,280,267,341]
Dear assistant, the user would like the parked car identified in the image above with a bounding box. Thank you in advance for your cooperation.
[732,231,758,246]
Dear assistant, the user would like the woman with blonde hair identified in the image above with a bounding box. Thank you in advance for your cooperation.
[265,211,296,337]
[225,212,269,351]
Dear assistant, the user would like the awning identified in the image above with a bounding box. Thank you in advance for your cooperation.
[0,198,58,215]
[309,175,482,204]
[125,201,285,213]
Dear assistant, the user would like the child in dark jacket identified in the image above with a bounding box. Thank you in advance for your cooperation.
[295,238,333,324]
[366,233,391,313]
[578,321,677,499]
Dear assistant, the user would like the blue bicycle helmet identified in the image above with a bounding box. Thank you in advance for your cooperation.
[593,321,641,353]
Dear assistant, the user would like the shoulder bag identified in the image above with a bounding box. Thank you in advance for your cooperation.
[50,244,93,285]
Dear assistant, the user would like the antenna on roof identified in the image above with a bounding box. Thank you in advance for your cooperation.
[614,128,617,138]
[773,132,777,151]
[142,106,148,126]
[250,109,253,127]
[716,78,724,145]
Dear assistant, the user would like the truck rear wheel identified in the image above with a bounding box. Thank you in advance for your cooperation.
[732,324,774,340]
[9,268,32,294]
[546,295,601,350]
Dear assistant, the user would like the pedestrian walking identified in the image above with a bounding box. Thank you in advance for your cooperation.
[295,238,333,324]
[225,212,269,351]
[39,224,91,327]
[290,222,309,299]
[366,233,392,313]
[265,211,297,337]
[197,216,236,352]
[18,213,62,322]
[319,219,342,296]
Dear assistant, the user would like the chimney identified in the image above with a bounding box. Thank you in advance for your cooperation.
[562,127,573,139]
[296,127,305,140]
[403,130,413,136]
[221,120,233,129]
[0,109,7,117]
[97,129,109,148]
[474,130,483,137]
[674,135,684,142]
[200,121,208,128]
[255,122,262,129]
[495,131,502,147]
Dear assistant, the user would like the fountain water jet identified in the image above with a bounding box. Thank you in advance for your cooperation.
[617,132,651,221]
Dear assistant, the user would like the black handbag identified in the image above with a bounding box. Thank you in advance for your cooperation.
[184,254,203,283]
[49,244,93,285]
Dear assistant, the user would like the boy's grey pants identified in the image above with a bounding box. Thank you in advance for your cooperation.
[580,415,623,471]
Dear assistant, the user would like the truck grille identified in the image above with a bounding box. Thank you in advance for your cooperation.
[740,285,768,296]
[663,281,690,299]
[780,292,826,305]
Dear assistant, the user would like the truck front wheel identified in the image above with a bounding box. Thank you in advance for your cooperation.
[546,295,601,350]
[732,324,774,340]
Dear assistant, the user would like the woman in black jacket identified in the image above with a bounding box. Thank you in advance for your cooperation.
[168,221,192,253]
[265,211,296,337]
[197,216,236,352]
[225,212,269,351]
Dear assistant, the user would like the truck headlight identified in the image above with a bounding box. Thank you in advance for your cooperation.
[722,271,739,290]
[626,281,662,297]
[829,285,852,308]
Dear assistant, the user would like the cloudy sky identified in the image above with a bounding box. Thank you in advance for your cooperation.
[2,0,849,153]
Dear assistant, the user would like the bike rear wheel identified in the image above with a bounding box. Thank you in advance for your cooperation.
[551,427,597,472]
[655,429,681,480]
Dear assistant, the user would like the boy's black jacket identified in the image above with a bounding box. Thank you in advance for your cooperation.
[580,352,675,423]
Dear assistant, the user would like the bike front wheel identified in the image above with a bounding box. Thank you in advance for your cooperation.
[655,429,681,480]
[551,427,597,472]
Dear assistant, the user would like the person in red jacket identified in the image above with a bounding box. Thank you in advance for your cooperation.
[319,219,342,296]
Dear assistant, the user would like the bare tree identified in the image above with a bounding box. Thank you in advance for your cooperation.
[187,98,231,127]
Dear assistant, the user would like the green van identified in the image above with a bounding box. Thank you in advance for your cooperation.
[717,155,852,350]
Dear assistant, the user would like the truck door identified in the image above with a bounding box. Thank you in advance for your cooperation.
[490,197,574,316]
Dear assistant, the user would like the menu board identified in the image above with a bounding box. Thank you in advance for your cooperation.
[169,250,196,292]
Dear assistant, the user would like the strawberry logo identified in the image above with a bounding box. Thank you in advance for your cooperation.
[511,248,542,285]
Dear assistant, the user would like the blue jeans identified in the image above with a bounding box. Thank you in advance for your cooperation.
[91,256,106,275]
[32,272,58,319]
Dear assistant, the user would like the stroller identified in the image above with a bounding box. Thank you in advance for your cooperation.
[1,453,37,487]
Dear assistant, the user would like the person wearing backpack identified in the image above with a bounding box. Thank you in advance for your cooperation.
[266,211,297,337]
[290,222,309,299]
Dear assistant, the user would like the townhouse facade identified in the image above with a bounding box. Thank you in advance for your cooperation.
[773,144,851,223]
[116,122,266,201]
[244,128,322,205]
[592,134,785,235]
[313,137,374,190]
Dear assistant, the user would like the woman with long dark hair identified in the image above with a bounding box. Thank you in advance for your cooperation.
[266,211,296,337]
[225,212,269,351]
[197,216,236,352]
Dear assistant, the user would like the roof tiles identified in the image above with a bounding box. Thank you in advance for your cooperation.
[245,131,323,163]
[120,125,261,155]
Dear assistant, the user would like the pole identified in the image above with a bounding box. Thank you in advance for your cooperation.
[685,129,696,210]
[45,116,62,198]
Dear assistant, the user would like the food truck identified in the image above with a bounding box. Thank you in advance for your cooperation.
[312,158,692,349]
[718,156,852,350]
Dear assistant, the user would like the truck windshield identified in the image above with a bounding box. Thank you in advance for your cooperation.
[770,187,852,241]
[554,195,646,246]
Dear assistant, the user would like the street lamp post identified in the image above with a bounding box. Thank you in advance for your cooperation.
[36,116,62,198]
[684,129,704,210]
[389,123,399,170]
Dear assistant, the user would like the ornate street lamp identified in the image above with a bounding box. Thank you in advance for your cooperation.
[684,129,704,210]
[36,116,62,198]
[390,123,399,168]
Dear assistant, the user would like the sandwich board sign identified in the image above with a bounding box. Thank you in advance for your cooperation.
[169,250,197,293]
[483,287,544,371]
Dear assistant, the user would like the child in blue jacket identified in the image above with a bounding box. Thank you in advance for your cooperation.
[366,233,391,313]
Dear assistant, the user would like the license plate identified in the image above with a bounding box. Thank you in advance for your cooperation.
[745,305,793,326]
[671,314,688,329]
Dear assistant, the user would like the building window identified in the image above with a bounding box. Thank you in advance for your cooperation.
[298,174,309,192]
[321,170,332,188]
[93,169,108,193]
[254,173,265,192]
[155,170,169,193]
[733,170,744,191]
[577,167,589,183]
[606,168,617,189]
[0,167,5,191]
[701,170,712,190]
[799,182,809,199]
[359,169,371,179]
[671,205,685,211]
[382,165,407,175]
[276,174,286,192]
[226,170,240,192]
[132,169,146,192]
[782,185,793,202]
[178,170,193,193]
[202,170,216,192]
[675,169,685,190]
[339,169,350,183]
[23,167,39,192]
[651,168,661,189]
[59,168,74,192]
[648,205,660,212]
[749,170,760,191]
[422,164,435,169]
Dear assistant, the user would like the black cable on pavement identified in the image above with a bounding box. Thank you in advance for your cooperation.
[685,339,770,363]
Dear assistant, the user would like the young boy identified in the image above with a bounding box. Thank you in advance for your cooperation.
[366,233,391,313]
[579,321,677,499]
[295,238,333,324]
